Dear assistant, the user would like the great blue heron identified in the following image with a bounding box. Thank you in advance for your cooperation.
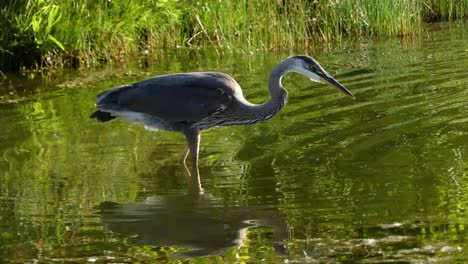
[90,55,354,176]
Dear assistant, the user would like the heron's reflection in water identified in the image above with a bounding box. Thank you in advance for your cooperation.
[99,178,290,257]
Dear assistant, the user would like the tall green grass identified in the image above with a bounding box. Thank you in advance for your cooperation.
[425,0,467,20]
[190,0,423,51]
[0,0,466,71]
[1,0,186,70]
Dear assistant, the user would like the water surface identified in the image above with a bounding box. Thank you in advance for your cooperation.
[0,22,467,263]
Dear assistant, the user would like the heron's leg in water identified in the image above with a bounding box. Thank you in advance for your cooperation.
[180,145,189,165]
[183,128,201,173]
[183,128,203,193]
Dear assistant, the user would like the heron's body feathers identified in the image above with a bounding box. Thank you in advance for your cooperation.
[90,72,240,131]
[118,73,235,123]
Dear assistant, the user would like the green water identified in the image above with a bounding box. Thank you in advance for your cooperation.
[1,22,467,263]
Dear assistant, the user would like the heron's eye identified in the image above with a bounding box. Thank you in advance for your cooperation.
[311,66,324,75]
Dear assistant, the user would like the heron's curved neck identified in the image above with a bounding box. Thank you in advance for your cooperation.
[229,59,296,125]
[250,60,290,121]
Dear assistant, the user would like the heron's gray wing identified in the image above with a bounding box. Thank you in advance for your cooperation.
[117,73,235,122]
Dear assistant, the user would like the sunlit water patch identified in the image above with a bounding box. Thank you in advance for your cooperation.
[0,22,467,263]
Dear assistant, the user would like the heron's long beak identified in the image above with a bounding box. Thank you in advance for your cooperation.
[320,73,355,99]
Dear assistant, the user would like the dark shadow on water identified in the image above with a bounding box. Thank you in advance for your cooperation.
[98,178,290,258]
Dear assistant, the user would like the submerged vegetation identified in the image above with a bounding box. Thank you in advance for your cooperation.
[0,0,466,71]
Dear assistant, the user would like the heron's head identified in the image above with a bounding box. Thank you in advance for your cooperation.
[289,55,355,99]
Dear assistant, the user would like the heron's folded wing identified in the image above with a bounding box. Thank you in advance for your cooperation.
[117,74,233,122]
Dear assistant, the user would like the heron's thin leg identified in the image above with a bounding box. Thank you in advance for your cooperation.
[180,144,189,165]
[184,128,200,172]
[183,128,203,193]
[181,161,203,194]
[180,144,192,180]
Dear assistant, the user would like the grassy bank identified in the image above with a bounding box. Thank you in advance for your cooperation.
[0,0,466,71]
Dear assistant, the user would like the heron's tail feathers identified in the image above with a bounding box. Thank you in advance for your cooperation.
[91,84,132,122]
[90,110,116,122]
